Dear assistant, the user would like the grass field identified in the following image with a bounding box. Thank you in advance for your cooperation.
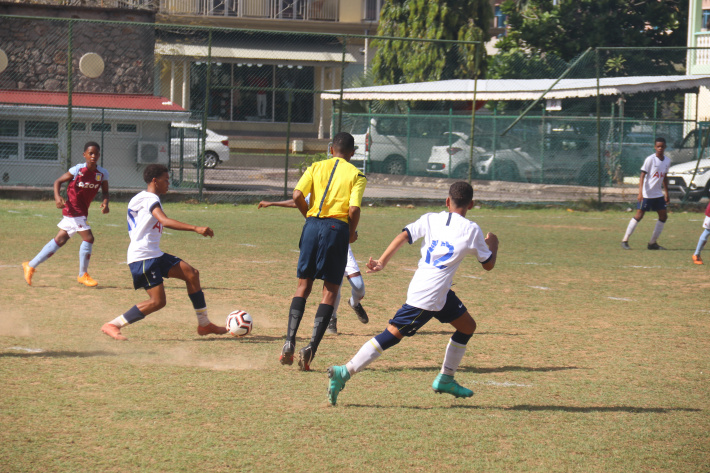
[1,197,708,472]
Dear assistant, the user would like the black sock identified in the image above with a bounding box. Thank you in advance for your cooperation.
[286,297,306,345]
[309,303,334,355]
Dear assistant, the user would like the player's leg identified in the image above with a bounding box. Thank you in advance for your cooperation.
[347,272,368,324]
[694,228,710,264]
[167,259,227,336]
[432,292,475,398]
[281,277,313,365]
[298,280,339,371]
[102,284,167,341]
[327,283,342,335]
[76,229,98,286]
[328,324,404,406]
[648,207,667,249]
[622,208,645,249]
[23,229,70,285]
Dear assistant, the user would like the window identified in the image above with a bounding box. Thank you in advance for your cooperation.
[190,62,314,123]
[117,123,137,133]
[0,120,19,137]
[0,142,18,159]
[494,6,507,29]
[25,143,59,161]
[26,121,58,138]
[91,123,112,132]
[70,122,87,131]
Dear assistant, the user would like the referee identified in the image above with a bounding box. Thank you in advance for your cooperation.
[280,132,367,371]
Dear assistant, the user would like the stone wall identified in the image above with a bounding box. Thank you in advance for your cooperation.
[0,3,155,94]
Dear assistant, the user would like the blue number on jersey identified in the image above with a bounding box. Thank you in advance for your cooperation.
[127,208,138,231]
[425,240,454,269]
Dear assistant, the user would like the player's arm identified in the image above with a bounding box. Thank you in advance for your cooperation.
[258,199,297,209]
[637,171,646,202]
[53,172,73,209]
[100,180,110,214]
[481,232,499,271]
[663,174,670,204]
[151,206,213,237]
[293,189,308,218]
[366,230,409,273]
[348,206,360,243]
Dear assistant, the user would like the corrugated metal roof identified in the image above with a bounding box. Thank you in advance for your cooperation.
[0,90,186,111]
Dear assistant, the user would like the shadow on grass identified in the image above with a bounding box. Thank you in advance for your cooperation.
[389,365,582,374]
[0,350,115,358]
[417,330,525,337]
[345,404,700,413]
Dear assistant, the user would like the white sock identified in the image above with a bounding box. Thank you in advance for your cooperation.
[345,338,383,375]
[196,308,210,327]
[650,220,665,244]
[441,339,468,376]
[109,315,128,328]
[623,218,639,242]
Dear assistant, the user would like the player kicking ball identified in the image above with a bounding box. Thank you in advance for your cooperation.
[101,164,227,341]
[327,181,498,406]
[23,141,109,287]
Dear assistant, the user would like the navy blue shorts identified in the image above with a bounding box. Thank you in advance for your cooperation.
[389,290,468,337]
[638,197,667,212]
[297,217,349,285]
[129,253,182,290]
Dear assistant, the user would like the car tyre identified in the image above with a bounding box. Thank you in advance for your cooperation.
[383,155,406,175]
[452,164,474,180]
[495,161,520,182]
[204,151,219,169]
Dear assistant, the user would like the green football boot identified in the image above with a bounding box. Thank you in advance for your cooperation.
[327,365,350,406]
[432,373,473,398]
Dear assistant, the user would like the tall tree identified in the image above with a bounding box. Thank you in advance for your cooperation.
[371,0,493,85]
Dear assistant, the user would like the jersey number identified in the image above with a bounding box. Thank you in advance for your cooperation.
[425,240,454,269]
[127,208,138,231]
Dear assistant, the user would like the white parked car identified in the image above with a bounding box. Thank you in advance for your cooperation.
[426,132,487,179]
[170,122,230,169]
[666,158,710,201]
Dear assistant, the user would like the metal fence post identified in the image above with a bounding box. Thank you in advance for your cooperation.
[199,30,213,201]
[66,19,74,171]
[468,44,480,183]
[596,48,602,203]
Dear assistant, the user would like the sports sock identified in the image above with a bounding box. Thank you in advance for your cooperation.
[622,218,639,242]
[348,275,366,306]
[695,229,710,255]
[188,291,210,326]
[650,220,665,244]
[79,241,92,275]
[118,305,145,325]
[29,239,61,268]
[309,303,334,355]
[441,331,473,376]
[286,297,306,346]
[345,329,400,375]
[333,286,342,317]
[109,315,129,328]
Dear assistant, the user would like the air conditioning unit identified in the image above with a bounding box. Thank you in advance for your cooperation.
[137,142,169,164]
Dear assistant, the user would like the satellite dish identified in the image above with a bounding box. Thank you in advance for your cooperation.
[79,52,104,78]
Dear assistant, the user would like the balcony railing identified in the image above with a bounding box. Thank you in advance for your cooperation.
[160,0,339,21]
[18,0,158,10]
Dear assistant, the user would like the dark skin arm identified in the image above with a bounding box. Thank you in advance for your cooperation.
[100,180,110,214]
[151,206,214,237]
[53,172,73,209]
[292,189,309,218]
[348,206,360,243]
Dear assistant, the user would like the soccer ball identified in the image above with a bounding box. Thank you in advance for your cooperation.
[226,310,253,337]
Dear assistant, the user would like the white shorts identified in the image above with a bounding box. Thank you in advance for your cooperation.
[57,216,91,237]
[704,216,710,230]
[344,245,360,276]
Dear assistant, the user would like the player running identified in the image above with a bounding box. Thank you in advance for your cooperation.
[23,141,109,287]
[327,181,498,406]
[101,164,227,341]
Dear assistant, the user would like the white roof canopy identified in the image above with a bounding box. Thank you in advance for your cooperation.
[321,75,710,101]
[157,42,356,64]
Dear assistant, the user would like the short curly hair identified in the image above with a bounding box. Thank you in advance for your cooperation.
[143,164,169,183]
[449,181,473,208]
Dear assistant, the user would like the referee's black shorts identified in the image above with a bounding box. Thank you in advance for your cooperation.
[297,217,349,285]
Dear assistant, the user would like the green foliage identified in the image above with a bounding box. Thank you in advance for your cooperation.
[294,152,328,176]
[371,0,492,85]
[498,0,688,64]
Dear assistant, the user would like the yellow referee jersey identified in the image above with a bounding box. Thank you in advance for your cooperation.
[295,157,367,223]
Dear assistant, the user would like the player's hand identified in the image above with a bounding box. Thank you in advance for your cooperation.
[637,193,643,202]
[196,226,214,238]
[55,197,65,209]
[101,201,110,214]
[350,230,358,244]
[257,201,270,209]
[485,232,499,249]
[366,257,384,273]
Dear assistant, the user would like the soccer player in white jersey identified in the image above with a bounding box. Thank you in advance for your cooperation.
[327,181,498,405]
[621,137,671,250]
[101,164,227,341]
[23,142,109,287]
[257,197,369,334]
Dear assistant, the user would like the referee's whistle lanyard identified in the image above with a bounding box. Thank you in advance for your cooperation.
[316,159,340,218]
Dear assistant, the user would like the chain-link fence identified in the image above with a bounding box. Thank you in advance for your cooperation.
[1,13,709,204]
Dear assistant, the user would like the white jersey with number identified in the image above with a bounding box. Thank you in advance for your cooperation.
[640,153,670,199]
[126,191,164,264]
[405,211,492,311]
